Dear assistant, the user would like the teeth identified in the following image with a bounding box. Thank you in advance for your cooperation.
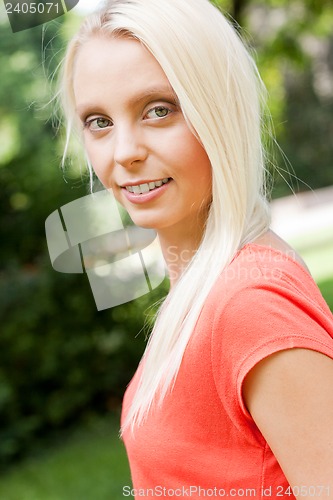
[125,178,170,194]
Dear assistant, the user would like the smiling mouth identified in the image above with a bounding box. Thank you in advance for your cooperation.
[124,178,172,194]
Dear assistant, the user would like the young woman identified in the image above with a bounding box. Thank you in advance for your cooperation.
[59,0,333,497]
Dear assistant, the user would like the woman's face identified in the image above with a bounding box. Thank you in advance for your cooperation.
[73,36,212,238]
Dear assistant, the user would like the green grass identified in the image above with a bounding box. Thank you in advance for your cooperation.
[0,415,132,500]
[318,277,333,312]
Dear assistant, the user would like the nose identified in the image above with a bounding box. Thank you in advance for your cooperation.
[113,124,148,168]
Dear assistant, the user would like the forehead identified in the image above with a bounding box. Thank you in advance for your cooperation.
[73,36,174,106]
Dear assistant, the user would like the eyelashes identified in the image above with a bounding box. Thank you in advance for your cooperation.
[144,105,173,119]
[83,117,113,131]
[83,104,175,132]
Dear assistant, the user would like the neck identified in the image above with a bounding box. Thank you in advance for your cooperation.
[157,223,204,288]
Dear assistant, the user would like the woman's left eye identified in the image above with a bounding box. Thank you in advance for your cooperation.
[145,106,172,119]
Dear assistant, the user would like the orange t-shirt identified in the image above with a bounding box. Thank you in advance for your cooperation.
[122,244,333,499]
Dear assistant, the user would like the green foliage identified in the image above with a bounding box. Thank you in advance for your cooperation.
[211,0,333,197]
[244,1,333,196]
[0,259,167,465]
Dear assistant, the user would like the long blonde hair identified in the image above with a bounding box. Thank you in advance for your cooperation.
[59,0,271,433]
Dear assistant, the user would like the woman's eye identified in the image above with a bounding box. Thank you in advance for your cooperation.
[146,106,171,119]
[85,117,113,131]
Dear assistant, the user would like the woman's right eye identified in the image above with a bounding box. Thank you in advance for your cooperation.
[84,117,113,131]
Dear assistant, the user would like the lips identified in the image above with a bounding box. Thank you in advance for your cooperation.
[122,177,171,195]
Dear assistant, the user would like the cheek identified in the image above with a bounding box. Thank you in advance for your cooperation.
[84,140,113,187]
[182,134,212,185]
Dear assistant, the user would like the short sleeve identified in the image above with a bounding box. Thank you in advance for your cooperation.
[210,263,333,440]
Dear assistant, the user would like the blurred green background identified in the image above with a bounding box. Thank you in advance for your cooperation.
[0,0,332,498]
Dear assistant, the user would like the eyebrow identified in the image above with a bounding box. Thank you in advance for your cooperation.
[127,86,178,106]
[76,86,179,118]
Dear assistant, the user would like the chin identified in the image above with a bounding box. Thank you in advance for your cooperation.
[129,215,157,230]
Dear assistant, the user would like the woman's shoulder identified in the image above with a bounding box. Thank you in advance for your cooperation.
[208,231,333,381]
[249,229,309,272]
[209,229,330,319]
[222,230,311,286]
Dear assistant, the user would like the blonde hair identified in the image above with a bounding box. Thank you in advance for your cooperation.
[59,0,271,433]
